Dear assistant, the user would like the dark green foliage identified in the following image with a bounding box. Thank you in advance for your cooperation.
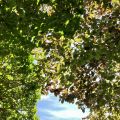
[0,0,120,119]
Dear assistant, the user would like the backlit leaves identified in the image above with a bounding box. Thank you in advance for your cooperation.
[0,0,120,119]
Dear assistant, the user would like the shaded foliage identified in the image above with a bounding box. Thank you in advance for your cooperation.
[0,0,120,119]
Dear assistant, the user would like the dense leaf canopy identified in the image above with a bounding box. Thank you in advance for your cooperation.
[0,0,120,119]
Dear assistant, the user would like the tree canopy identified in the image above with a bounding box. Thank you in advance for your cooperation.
[0,0,120,119]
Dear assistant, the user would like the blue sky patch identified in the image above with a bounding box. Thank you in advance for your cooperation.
[37,93,90,120]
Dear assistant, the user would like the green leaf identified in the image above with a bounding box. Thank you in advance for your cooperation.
[6,75,13,80]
